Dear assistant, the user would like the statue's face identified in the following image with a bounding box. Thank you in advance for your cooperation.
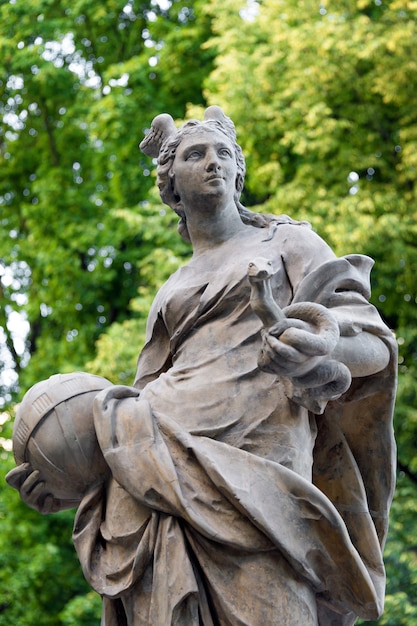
[171,128,238,209]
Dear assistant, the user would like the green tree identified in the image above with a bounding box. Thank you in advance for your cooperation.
[2,0,417,623]
[203,0,417,622]
[1,0,210,622]
[0,0,213,403]
[0,420,98,625]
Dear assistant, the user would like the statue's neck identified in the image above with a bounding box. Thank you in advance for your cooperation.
[186,203,248,256]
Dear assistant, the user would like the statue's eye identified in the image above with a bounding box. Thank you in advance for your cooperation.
[186,150,202,160]
[219,148,232,158]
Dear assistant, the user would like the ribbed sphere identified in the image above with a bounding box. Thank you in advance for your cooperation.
[13,372,112,504]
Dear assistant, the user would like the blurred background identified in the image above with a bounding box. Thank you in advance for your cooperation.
[1,0,416,623]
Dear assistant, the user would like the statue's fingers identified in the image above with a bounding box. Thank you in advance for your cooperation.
[100,384,140,405]
[258,341,308,377]
[23,482,55,513]
[40,494,57,515]
[267,320,290,338]
[5,462,33,490]
[279,327,329,356]
[20,469,41,492]
[262,332,307,364]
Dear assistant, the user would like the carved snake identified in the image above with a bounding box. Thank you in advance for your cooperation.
[247,257,352,408]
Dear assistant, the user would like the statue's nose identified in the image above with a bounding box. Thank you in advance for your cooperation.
[205,149,221,171]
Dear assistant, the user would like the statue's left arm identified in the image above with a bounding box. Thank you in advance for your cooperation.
[256,225,396,412]
[331,331,390,378]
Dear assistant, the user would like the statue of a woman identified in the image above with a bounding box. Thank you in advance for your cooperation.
[7,107,397,626]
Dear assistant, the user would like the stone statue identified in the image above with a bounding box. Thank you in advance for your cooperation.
[6,107,397,625]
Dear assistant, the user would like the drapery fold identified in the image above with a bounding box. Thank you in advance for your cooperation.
[73,227,396,626]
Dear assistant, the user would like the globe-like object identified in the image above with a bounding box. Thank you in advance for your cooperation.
[12,372,112,506]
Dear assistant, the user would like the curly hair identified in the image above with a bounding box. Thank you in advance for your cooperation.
[156,118,308,242]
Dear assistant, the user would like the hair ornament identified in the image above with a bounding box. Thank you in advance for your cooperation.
[139,113,177,158]
[204,106,237,142]
[139,107,236,159]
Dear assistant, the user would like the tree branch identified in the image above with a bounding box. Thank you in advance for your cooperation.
[39,96,60,167]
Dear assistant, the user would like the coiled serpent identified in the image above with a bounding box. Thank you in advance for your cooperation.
[247,257,351,411]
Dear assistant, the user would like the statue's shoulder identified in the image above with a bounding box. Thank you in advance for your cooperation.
[268,216,326,248]
[151,264,185,303]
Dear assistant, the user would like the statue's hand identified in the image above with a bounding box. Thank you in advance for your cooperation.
[258,324,328,378]
[257,303,352,413]
[6,463,63,514]
[257,302,339,377]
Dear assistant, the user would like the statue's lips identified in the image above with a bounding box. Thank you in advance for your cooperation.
[205,175,224,183]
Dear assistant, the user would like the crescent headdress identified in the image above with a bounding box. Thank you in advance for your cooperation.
[139,106,236,159]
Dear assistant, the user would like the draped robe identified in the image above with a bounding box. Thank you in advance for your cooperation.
[73,223,397,626]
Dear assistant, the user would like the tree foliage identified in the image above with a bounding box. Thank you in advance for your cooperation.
[1,0,417,623]
[0,0,209,402]
[0,0,204,622]
[0,424,99,625]
[204,1,417,622]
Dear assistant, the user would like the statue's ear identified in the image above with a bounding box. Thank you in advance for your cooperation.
[168,170,182,206]
[235,172,244,195]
